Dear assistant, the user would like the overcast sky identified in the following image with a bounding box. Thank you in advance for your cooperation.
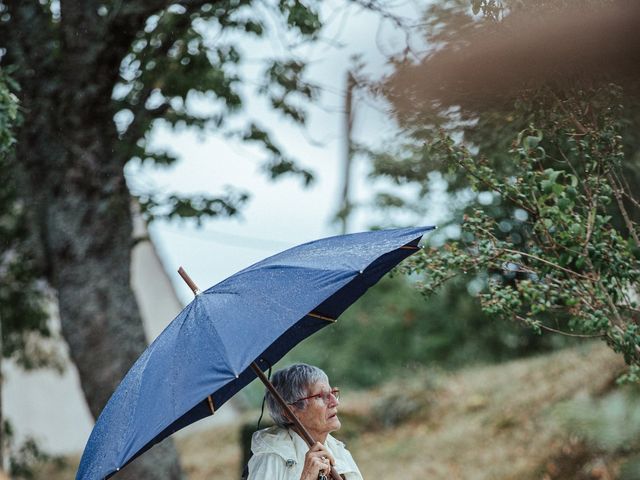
[126,0,443,307]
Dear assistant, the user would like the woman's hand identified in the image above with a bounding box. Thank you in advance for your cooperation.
[299,442,335,480]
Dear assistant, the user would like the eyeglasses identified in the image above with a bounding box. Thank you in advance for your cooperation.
[289,388,340,405]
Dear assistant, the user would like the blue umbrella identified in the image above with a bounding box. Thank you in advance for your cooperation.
[76,226,434,479]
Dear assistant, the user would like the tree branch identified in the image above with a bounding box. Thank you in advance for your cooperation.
[615,169,640,211]
[500,247,592,280]
[550,89,589,135]
[608,172,640,246]
[514,315,603,338]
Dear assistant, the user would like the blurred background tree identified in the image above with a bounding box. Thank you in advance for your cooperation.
[0,1,324,477]
[364,0,640,379]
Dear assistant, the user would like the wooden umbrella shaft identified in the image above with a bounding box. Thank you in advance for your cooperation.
[178,267,201,295]
[178,267,341,480]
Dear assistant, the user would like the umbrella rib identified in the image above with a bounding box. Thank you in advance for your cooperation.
[177,267,236,417]
[308,311,335,322]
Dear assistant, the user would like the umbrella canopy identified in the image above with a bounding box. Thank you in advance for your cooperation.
[77,226,434,479]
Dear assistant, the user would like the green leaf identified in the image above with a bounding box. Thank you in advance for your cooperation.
[558,198,572,211]
[568,174,578,187]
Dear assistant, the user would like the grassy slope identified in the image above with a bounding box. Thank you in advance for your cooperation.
[349,343,624,480]
[39,342,625,479]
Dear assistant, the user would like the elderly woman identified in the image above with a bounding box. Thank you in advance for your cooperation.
[247,363,363,480]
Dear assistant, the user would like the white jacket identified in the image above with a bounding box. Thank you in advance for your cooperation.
[247,427,364,480]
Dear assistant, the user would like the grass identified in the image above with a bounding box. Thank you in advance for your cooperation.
[345,342,626,480]
[34,342,628,479]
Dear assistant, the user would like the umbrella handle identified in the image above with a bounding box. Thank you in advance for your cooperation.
[251,363,343,480]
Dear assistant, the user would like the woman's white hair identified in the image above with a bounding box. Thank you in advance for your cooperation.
[265,363,328,428]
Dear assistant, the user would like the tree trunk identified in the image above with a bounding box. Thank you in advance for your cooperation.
[53,209,181,478]
[3,2,183,478]
[20,82,184,480]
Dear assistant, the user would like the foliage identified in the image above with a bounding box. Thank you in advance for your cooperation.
[287,276,573,388]
[399,85,640,377]
[106,0,322,221]
[0,71,51,369]
[2,0,324,225]
[367,0,640,377]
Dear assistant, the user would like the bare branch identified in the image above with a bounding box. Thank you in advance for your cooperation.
[608,172,640,246]
[615,169,640,211]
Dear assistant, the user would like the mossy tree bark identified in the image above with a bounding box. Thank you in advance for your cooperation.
[2,2,184,477]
